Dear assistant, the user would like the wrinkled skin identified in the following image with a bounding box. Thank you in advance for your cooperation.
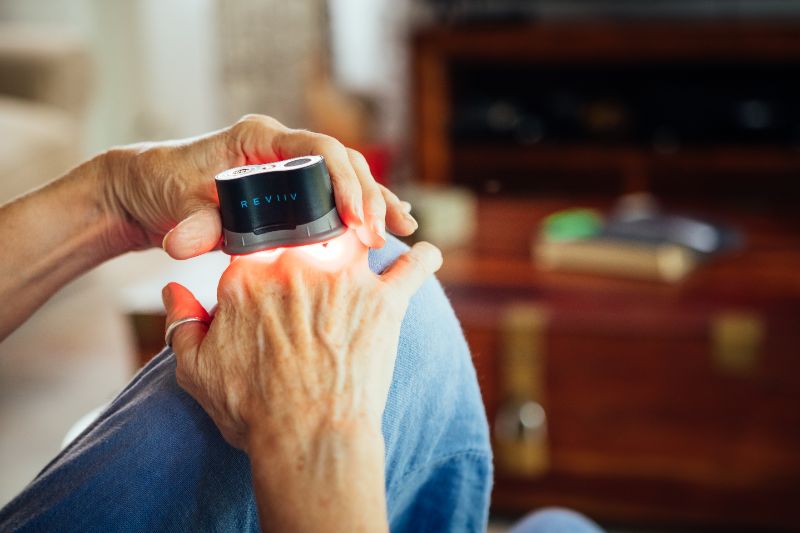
[161,230,442,451]
[161,232,442,532]
[103,114,417,260]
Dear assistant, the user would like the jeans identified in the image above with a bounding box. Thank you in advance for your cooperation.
[510,509,604,533]
[0,237,493,532]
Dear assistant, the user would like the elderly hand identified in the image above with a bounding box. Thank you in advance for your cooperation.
[102,114,416,259]
[161,231,441,449]
[161,232,441,531]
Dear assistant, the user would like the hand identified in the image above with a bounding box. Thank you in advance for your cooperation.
[102,114,417,259]
[160,231,442,450]
[161,232,441,531]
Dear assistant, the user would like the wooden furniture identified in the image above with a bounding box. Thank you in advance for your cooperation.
[412,22,800,204]
[437,198,800,529]
[412,21,800,529]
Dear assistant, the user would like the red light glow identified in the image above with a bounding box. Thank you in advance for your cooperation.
[231,230,361,271]
[296,236,347,263]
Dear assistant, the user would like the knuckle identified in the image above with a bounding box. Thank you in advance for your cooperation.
[399,251,424,272]
[229,118,254,141]
[233,114,283,136]
[379,184,400,203]
[237,113,277,127]
[233,114,259,132]
[237,113,260,124]
[347,148,368,166]
[315,134,347,156]
[217,272,246,303]
[416,242,443,265]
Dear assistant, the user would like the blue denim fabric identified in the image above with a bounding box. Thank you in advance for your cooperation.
[0,237,493,532]
[509,509,604,533]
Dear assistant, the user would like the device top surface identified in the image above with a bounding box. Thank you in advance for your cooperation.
[215,155,323,181]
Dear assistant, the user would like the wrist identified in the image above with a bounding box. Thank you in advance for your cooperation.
[248,419,388,531]
[246,415,384,461]
[93,147,150,257]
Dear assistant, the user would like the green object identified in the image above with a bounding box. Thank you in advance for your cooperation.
[542,209,603,241]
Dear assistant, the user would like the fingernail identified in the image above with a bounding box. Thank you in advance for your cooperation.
[168,214,209,256]
[161,228,173,251]
[403,212,418,230]
[161,284,172,307]
[399,201,412,213]
[174,213,206,238]
[373,218,386,241]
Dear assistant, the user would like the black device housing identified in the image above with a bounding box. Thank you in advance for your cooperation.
[215,156,346,254]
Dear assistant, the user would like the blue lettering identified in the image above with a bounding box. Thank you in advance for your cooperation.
[240,193,298,208]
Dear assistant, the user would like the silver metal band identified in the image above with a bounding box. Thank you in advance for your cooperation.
[221,207,346,255]
[165,317,210,348]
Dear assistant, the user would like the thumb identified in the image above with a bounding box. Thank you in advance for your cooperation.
[380,241,443,299]
[162,282,210,358]
[162,205,222,260]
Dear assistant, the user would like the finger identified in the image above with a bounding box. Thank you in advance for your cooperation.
[162,282,210,357]
[229,116,366,230]
[348,148,386,248]
[225,114,289,164]
[272,130,365,229]
[380,184,418,237]
[380,241,443,299]
[162,205,222,260]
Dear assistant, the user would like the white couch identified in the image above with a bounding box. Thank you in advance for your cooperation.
[0,25,90,203]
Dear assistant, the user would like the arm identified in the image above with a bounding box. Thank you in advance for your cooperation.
[0,114,418,341]
[161,231,443,532]
[248,421,388,531]
[0,156,127,337]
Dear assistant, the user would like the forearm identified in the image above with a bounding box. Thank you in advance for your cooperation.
[248,422,389,532]
[0,154,130,339]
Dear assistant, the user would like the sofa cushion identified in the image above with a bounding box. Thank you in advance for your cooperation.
[0,97,80,203]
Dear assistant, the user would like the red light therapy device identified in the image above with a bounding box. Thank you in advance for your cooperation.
[215,156,347,255]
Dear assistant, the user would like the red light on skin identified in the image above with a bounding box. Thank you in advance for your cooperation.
[249,247,284,261]
[296,233,349,264]
[230,247,284,265]
[294,230,363,271]
[229,230,361,270]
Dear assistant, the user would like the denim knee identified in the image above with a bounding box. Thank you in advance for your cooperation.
[509,507,604,533]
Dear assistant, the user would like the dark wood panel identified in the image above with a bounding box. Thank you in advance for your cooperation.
[414,22,800,62]
[413,22,800,188]
[436,197,800,529]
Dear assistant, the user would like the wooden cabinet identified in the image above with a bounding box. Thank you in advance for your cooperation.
[412,21,800,526]
[412,22,800,205]
[436,198,800,528]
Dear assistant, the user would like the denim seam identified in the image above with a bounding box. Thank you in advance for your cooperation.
[389,448,491,494]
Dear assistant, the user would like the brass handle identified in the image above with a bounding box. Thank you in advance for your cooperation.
[494,399,549,476]
[495,400,547,440]
[711,311,765,376]
[495,304,550,476]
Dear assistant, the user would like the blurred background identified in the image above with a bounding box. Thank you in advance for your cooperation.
[1,0,800,530]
